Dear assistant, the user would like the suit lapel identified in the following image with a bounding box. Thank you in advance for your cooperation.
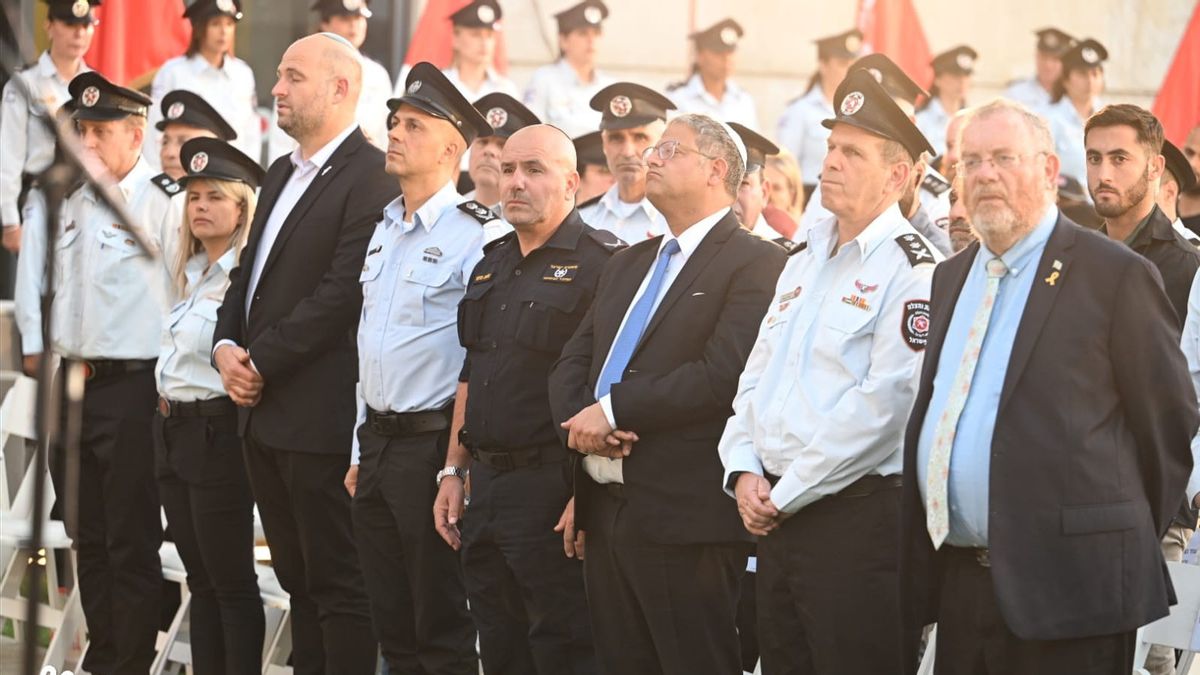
[258,129,366,282]
[998,215,1077,411]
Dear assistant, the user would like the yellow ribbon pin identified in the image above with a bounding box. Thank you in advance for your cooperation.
[1044,270,1059,286]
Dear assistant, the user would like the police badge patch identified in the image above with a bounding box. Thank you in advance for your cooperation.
[542,263,578,283]
[902,300,930,351]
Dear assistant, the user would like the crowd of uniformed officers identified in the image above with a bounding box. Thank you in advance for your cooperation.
[4,1,1200,675]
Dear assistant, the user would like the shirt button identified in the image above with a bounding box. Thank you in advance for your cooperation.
[490,340,498,349]
[483,379,490,387]
[500,303,507,311]
[514,269,522,276]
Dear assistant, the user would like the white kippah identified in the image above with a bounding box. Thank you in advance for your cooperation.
[715,120,748,169]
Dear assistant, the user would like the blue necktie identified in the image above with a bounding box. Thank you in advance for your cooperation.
[597,238,681,398]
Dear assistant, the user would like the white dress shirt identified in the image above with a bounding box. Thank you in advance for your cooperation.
[522,60,614,138]
[775,84,832,187]
[352,182,485,463]
[157,248,238,401]
[147,53,261,165]
[14,188,48,354]
[666,73,758,129]
[578,184,667,243]
[719,205,941,513]
[584,207,729,484]
[1003,76,1053,112]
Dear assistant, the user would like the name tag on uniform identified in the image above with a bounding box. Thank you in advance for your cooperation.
[423,246,443,264]
[543,264,578,283]
[473,272,493,283]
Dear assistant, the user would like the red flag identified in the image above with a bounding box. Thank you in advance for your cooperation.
[1152,2,1200,145]
[403,0,508,74]
[85,0,191,88]
[856,0,933,92]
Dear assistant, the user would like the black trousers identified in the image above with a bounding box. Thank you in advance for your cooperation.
[756,482,905,675]
[243,432,376,675]
[351,426,478,675]
[52,369,163,675]
[934,547,1136,675]
[583,486,745,675]
[460,456,594,675]
[153,407,264,675]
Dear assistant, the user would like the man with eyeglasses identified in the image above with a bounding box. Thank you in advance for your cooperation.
[900,98,1194,675]
[577,83,672,242]
[550,113,785,674]
[719,68,942,674]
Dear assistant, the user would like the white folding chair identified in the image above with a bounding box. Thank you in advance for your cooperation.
[258,562,294,674]
[1135,561,1200,674]
[917,624,937,675]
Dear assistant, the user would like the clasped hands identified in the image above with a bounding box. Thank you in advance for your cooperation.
[560,401,638,458]
[734,472,786,537]
[214,344,264,407]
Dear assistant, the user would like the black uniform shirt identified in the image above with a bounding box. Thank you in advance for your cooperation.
[459,209,623,449]
[1101,205,1200,328]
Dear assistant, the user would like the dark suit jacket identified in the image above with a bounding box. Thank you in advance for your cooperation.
[548,210,786,545]
[899,213,1198,669]
[214,128,400,454]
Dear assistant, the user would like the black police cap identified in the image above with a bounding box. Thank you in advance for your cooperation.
[1035,27,1075,55]
[473,93,540,139]
[183,0,243,23]
[931,45,978,76]
[155,90,238,140]
[1060,38,1108,72]
[815,29,863,60]
[68,71,152,121]
[689,18,742,53]
[728,122,778,172]
[822,68,934,161]
[589,82,675,131]
[573,131,606,171]
[311,0,372,19]
[43,0,99,25]
[555,0,607,34]
[851,53,928,106]
[179,137,265,189]
[450,0,501,28]
[388,62,492,145]
[1164,139,1198,193]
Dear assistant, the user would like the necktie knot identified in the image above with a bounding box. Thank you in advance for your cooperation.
[661,238,681,258]
[985,258,1008,279]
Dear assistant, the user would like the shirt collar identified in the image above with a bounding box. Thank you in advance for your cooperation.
[750,214,777,239]
[290,123,359,173]
[812,203,908,261]
[687,73,740,101]
[540,209,587,251]
[383,181,460,232]
[599,185,661,221]
[118,156,153,199]
[660,206,729,258]
[188,53,232,74]
[36,51,89,82]
[980,204,1057,276]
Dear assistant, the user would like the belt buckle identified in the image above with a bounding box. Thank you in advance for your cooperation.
[975,549,991,568]
[158,398,171,417]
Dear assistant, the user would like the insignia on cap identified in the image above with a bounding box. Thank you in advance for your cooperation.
[845,35,861,52]
[956,52,974,70]
[72,0,89,18]
[477,4,495,23]
[719,26,739,46]
[840,91,865,116]
[343,0,362,9]
[867,67,883,83]
[486,107,508,128]
[81,86,100,107]
[610,95,632,118]
[167,102,185,119]
[216,0,236,13]
[407,80,422,95]
[584,6,602,23]
[190,151,209,172]
[1081,47,1099,64]
[1044,34,1060,48]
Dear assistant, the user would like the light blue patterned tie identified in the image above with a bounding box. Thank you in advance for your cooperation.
[596,238,681,398]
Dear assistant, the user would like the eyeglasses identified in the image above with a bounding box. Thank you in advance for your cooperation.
[641,140,717,163]
[957,151,1047,176]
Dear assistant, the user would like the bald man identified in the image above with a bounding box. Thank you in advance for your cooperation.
[213,32,400,673]
[435,125,621,674]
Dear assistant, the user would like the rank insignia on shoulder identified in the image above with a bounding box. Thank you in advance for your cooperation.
[151,173,180,196]
[459,200,498,225]
[473,272,493,283]
[895,233,935,266]
[787,240,809,256]
[586,228,625,250]
[543,263,578,283]
[366,245,382,256]
[920,172,950,195]
[902,300,931,351]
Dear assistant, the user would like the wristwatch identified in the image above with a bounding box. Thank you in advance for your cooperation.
[436,466,468,487]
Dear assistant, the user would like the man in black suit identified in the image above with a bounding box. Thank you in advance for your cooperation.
[549,113,786,675]
[899,98,1197,675]
[213,33,399,674]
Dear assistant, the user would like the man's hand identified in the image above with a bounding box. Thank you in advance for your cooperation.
[344,465,358,497]
[2,225,21,253]
[561,402,616,454]
[22,353,41,377]
[588,429,638,459]
[433,474,467,550]
[734,472,782,537]
[214,344,264,406]
[553,496,585,559]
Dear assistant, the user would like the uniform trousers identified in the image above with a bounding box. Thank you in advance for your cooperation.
[583,485,746,675]
[935,545,1136,674]
[52,368,163,675]
[460,453,595,675]
[351,426,478,675]
[756,480,905,675]
[153,405,264,674]
[243,431,376,675]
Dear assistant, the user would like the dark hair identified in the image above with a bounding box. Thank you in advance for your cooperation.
[185,16,229,57]
[916,83,940,112]
[1084,103,1164,160]
[1051,63,1102,103]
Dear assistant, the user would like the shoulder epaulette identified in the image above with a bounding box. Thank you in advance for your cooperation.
[665,80,687,92]
[920,171,951,196]
[586,227,625,252]
[483,229,515,253]
[772,237,795,252]
[577,193,603,212]
[787,240,808,256]
[458,200,498,225]
[895,233,936,266]
[151,173,182,197]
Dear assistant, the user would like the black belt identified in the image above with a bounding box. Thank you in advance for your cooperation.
[469,444,562,472]
[366,406,452,437]
[762,472,902,498]
[944,545,991,568]
[157,396,236,418]
[67,358,157,382]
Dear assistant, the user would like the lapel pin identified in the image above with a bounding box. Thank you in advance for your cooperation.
[1052,259,1063,270]
[1044,270,1060,286]
[321,165,332,176]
